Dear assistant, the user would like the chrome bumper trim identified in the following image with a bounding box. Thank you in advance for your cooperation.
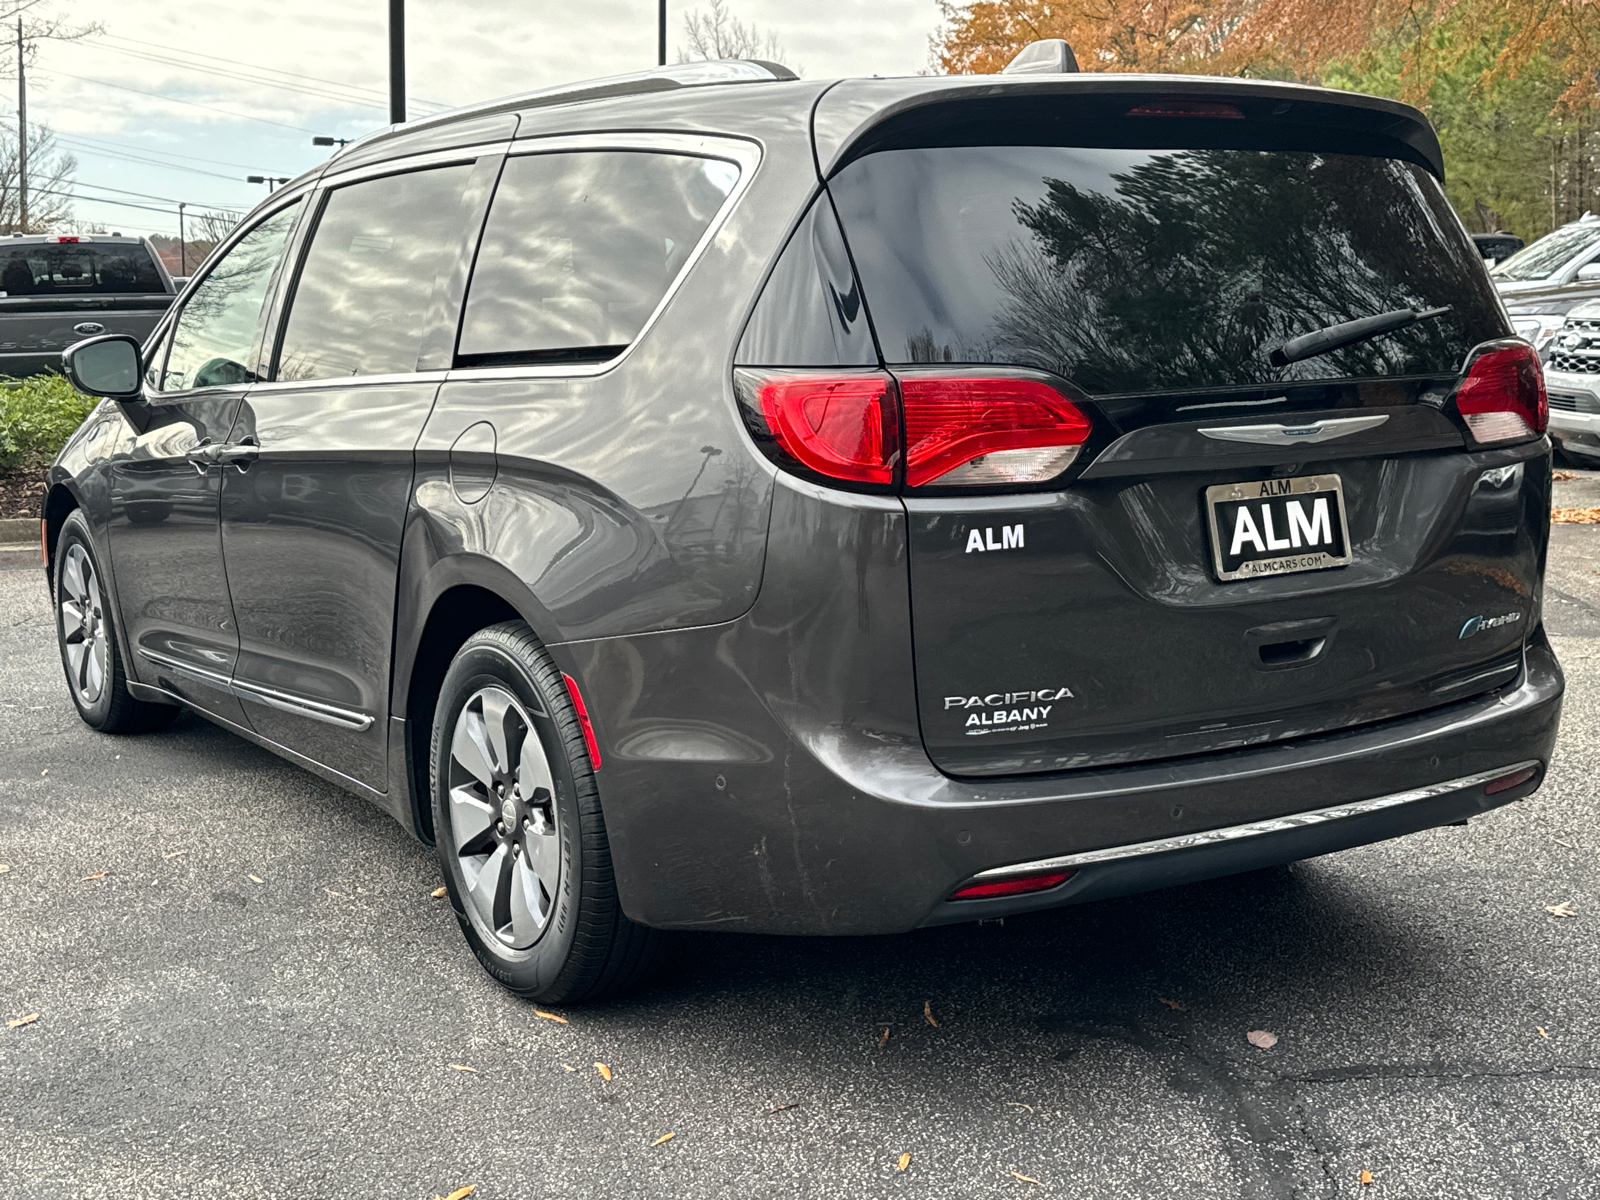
[137,648,374,731]
[970,761,1541,881]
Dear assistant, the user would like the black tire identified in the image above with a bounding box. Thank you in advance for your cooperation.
[53,509,180,735]
[430,621,666,1003]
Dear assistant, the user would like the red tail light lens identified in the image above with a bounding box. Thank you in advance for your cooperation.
[949,870,1074,900]
[1453,339,1547,445]
[1128,100,1244,119]
[754,372,896,485]
[899,374,1092,487]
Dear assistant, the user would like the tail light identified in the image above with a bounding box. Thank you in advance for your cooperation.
[737,369,1092,490]
[1127,100,1244,119]
[949,870,1074,900]
[900,374,1093,487]
[1453,339,1547,446]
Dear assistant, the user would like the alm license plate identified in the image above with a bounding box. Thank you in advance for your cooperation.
[1206,474,1352,581]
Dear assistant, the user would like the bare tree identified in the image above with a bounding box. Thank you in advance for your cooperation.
[0,0,100,77]
[678,0,793,69]
[0,124,74,232]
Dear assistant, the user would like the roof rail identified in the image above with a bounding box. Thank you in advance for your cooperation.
[333,59,799,160]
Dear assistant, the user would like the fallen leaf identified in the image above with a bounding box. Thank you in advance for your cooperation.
[878,1027,891,1047]
[1545,901,1577,918]
[247,874,263,884]
[1158,997,1188,1012]
[0,863,10,873]
[448,1063,475,1073]
[924,1000,939,1028]
[1538,1026,1550,1039]
[1009,1171,1042,1185]
[766,1102,799,1114]
[6,1013,39,1029]
[896,1152,911,1171]
[430,886,448,899]
[1553,469,1579,481]
[651,1132,675,1146]
[1246,1030,1279,1050]
[433,1187,475,1200]
[1359,1169,1374,1185]
[595,1062,612,1081]
[1006,1101,1035,1113]
[1553,507,1600,524]
[80,871,107,882]
[534,1008,569,1024]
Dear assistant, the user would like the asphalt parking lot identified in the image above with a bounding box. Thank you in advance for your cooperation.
[2,484,1598,1200]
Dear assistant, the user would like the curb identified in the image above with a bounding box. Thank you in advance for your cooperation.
[0,517,38,549]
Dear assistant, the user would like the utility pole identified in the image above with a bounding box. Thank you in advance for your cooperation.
[389,0,405,125]
[658,0,666,66]
[16,18,26,233]
[177,202,186,274]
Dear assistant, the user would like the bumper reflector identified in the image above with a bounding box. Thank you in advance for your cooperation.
[1484,765,1538,795]
[949,870,1073,900]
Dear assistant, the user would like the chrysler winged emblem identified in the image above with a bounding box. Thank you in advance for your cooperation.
[1196,414,1390,447]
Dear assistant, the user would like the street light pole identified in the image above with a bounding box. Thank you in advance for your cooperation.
[389,0,405,125]
[177,202,186,275]
[658,0,666,66]
[16,18,26,233]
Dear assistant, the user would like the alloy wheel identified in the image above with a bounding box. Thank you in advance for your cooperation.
[60,543,109,705]
[447,686,560,949]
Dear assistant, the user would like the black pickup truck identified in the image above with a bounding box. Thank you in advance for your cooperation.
[0,233,176,377]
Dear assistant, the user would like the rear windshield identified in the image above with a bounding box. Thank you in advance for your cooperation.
[0,242,166,296]
[830,146,1505,395]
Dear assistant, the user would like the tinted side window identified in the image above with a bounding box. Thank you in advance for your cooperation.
[164,201,300,392]
[275,165,474,381]
[0,243,166,295]
[457,151,739,366]
[737,195,876,367]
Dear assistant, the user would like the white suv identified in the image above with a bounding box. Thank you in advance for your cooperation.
[1542,298,1600,460]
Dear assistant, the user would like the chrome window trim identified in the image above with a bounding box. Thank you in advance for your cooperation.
[443,132,763,384]
[137,648,374,732]
[315,140,513,187]
[970,761,1541,880]
[248,369,451,395]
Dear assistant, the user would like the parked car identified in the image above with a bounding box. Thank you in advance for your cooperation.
[1540,298,1600,461]
[44,53,1561,1003]
[0,233,176,377]
[1492,213,1600,357]
[1473,232,1523,263]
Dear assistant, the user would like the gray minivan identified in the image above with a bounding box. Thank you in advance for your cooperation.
[45,52,1560,1002]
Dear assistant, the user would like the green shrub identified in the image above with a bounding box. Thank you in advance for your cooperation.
[0,373,98,470]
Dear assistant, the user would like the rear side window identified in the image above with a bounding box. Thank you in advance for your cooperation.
[737,195,876,367]
[275,164,474,381]
[830,146,1506,395]
[0,242,165,296]
[456,151,739,366]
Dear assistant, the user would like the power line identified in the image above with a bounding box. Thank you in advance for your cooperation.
[34,68,325,134]
[0,105,297,174]
[98,30,452,112]
[0,113,277,185]
[78,39,447,118]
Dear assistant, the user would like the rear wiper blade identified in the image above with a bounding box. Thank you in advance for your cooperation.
[1268,306,1451,368]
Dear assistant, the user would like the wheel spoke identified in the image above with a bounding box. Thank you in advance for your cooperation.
[449,785,496,855]
[464,842,508,928]
[509,856,544,942]
[65,640,86,684]
[61,600,85,637]
[479,689,514,776]
[86,639,105,695]
[451,706,497,789]
[529,825,560,897]
[62,549,86,603]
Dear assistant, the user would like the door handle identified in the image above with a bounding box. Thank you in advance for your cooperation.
[215,439,259,469]
[185,439,221,472]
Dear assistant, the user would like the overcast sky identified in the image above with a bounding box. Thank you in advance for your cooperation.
[7,0,943,245]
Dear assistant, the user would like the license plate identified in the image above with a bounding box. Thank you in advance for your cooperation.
[1205,474,1352,581]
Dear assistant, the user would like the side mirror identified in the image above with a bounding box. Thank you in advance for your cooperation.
[1576,262,1600,282]
[62,334,143,400]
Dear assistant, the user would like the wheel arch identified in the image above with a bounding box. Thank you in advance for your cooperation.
[395,551,569,844]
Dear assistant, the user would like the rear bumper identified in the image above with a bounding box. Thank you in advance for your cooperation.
[919,759,1542,926]
[569,610,1563,935]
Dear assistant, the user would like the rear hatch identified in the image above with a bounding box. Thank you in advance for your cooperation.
[815,86,1548,776]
